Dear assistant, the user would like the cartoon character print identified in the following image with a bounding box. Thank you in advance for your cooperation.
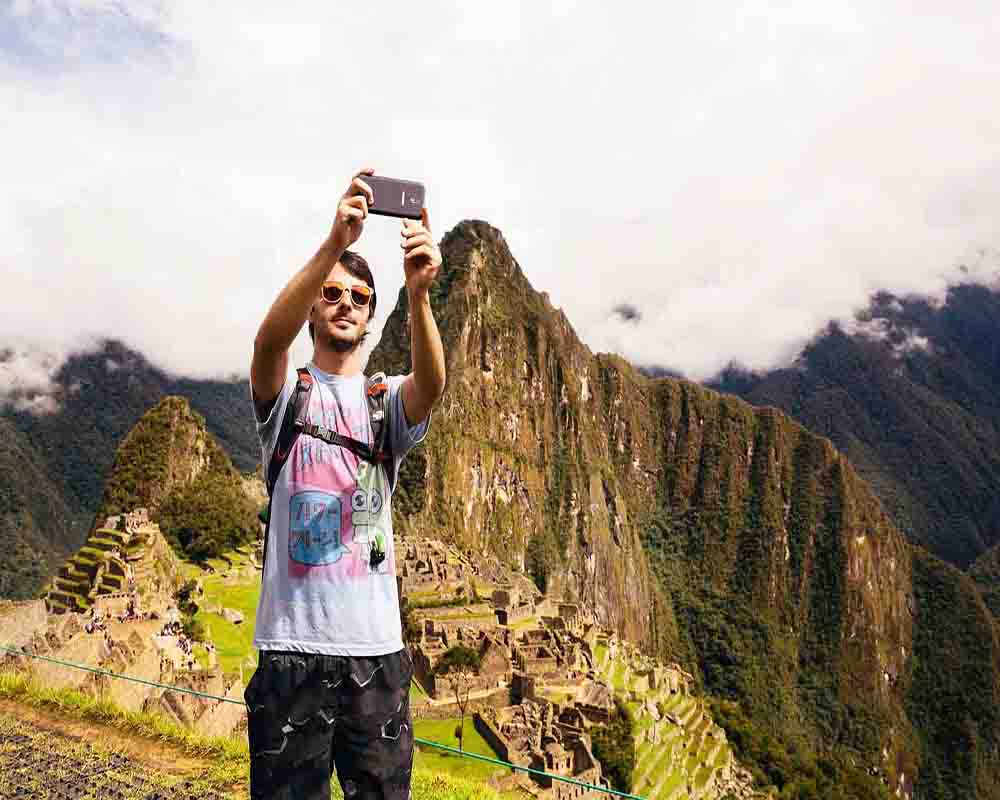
[351,461,389,574]
[288,491,351,565]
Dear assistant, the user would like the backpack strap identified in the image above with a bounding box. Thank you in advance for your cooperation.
[365,371,394,477]
[266,368,314,495]
[261,368,314,574]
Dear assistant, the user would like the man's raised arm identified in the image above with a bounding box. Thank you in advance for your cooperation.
[399,208,446,426]
[250,168,375,417]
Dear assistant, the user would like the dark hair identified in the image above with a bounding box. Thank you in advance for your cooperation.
[308,250,377,342]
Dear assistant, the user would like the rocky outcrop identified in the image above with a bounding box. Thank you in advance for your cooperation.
[373,222,669,649]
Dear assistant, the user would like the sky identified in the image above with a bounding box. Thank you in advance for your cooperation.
[2,0,999,412]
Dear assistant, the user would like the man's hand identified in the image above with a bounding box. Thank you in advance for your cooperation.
[329,167,376,253]
[401,207,442,298]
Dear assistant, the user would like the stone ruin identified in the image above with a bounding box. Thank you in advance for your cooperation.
[399,538,467,596]
[44,510,178,619]
[475,696,608,800]
[1,505,252,739]
[492,585,535,626]
[1,559,244,741]
[397,534,724,799]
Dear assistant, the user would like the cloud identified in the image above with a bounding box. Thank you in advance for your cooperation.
[1,0,998,410]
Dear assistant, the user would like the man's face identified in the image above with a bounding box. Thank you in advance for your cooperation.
[311,262,373,353]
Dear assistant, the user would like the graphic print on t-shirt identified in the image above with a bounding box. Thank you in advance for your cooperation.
[351,461,389,575]
[284,391,393,580]
[288,491,349,565]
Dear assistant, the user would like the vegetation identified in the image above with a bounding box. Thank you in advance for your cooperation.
[590,696,636,794]
[905,547,1000,799]
[156,469,259,562]
[0,417,77,598]
[527,441,571,593]
[712,284,1000,572]
[434,645,482,752]
[176,578,206,642]
[709,698,888,800]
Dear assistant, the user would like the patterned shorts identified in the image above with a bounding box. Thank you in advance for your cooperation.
[245,648,414,800]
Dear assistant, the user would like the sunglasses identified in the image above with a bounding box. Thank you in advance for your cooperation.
[321,281,373,307]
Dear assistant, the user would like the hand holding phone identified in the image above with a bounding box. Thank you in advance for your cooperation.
[330,168,377,251]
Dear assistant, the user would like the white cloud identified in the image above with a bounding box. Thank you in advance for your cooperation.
[0,0,998,407]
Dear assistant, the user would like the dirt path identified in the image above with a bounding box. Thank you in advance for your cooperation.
[0,699,248,799]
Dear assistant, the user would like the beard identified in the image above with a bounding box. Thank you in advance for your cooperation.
[319,321,366,353]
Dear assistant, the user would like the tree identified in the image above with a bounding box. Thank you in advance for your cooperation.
[591,697,636,793]
[175,579,205,642]
[434,644,481,752]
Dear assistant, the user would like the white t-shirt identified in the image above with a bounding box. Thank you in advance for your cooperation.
[250,362,429,656]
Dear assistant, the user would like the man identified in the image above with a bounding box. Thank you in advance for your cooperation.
[245,167,446,800]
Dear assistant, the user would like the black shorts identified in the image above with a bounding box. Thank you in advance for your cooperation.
[245,648,414,800]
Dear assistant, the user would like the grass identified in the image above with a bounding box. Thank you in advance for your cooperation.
[659,770,687,798]
[193,574,260,673]
[593,642,608,669]
[414,717,509,783]
[1,669,506,800]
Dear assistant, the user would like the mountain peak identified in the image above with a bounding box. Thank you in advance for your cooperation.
[92,394,235,529]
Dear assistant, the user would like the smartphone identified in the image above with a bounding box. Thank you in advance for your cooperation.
[363,175,425,220]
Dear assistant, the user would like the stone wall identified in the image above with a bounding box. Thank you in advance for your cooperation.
[93,593,131,618]
[412,688,510,721]
[0,600,48,650]
[198,676,248,738]
[474,711,508,762]
[418,603,493,620]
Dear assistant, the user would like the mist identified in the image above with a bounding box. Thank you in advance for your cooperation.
[2,0,998,411]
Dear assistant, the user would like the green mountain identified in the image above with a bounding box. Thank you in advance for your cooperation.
[369,220,1000,799]
[0,342,260,597]
[90,395,261,560]
[0,416,75,598]
[709,284,1000,571]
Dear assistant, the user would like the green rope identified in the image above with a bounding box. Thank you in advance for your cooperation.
[0,643,648,800]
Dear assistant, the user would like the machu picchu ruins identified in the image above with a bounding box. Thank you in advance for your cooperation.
[43,508,178,618]
[397,533,757,800]
[0,505,758,800]
[1,507,247,742]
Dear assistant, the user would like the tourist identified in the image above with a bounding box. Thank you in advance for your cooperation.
[245,167,445,800]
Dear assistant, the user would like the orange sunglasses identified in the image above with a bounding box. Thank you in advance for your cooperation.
[321,281,373,307]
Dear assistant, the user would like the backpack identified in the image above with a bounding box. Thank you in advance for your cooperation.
[259,367,394,573]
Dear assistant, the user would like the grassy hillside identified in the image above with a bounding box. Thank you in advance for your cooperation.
[593,644,736,799]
